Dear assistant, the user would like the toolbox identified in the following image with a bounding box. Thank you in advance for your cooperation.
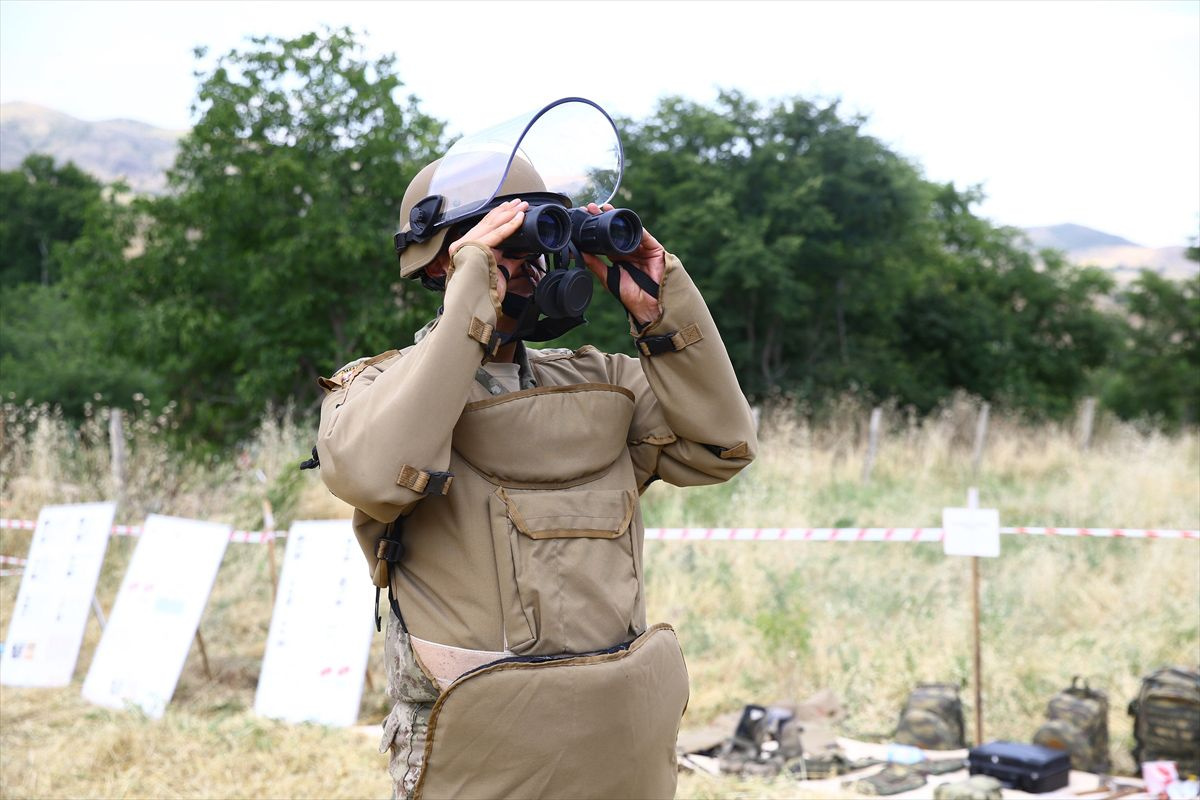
[968,741,1070,793]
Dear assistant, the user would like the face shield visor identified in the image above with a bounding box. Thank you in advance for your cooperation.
[399,98,625,244]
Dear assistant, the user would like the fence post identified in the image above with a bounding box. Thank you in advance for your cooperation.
[1078,397,1097,452]
[861,407,883,485]
[109,409,126,504]
[971,402,990,476]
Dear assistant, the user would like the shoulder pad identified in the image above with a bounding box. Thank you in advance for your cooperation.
[317,350,400,391]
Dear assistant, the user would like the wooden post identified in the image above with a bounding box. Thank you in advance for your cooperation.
[262,499,278,603]
[968,487,984,745]
[194,629,213,681]
[861,407,883,485]
[971,403,990,477]
[91,596,107,630]
[109,409,126,504]
[1078,396,1097,452]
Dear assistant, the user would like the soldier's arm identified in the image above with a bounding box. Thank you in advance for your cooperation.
[606,252,758,489]
[316,243,502,522]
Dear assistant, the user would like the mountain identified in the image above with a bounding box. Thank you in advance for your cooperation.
[0,102,182,194]
[1023,224,1138,251]
[1021,223,1196,285]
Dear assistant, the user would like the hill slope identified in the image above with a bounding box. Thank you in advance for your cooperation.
[0,102,182,194]
[1022,223,1195,285]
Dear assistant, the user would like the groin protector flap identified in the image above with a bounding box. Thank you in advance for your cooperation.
[415,624,688,800]
[428,98,624,225]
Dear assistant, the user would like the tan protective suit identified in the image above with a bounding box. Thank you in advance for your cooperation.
[317,243,756,799]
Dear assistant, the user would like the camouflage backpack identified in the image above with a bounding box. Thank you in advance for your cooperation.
[894,683,967,750]
[1128,666,1200,777]
[933,775,1004,800]
[1032,676,1110,773]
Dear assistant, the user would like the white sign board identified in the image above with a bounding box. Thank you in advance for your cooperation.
[1,502,117,687]
[254,519,374,727]
[942,507,1002,558]
[82,515,230,717]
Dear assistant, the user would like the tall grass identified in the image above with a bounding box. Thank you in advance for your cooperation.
[1,396,1197,799]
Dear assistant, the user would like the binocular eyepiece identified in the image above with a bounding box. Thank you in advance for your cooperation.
[500,203,643,258]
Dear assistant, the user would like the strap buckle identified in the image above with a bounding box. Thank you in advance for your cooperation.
[637,334,678,357]
[376,537,405,563]
[422,471,453,496]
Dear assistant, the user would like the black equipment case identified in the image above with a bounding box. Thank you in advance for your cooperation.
[968,741,1071,793]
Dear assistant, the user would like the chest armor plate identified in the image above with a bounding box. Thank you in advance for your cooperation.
[398,382,647,656]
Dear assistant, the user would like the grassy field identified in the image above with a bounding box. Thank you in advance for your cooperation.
[1,397,1197,799]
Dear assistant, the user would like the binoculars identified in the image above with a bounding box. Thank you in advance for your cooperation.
[502,204,644,320]
[502,205,643,260]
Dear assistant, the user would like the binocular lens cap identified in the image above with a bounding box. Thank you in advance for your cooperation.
[535,269,594,318]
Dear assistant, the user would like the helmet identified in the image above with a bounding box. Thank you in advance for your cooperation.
[397,157,551,281]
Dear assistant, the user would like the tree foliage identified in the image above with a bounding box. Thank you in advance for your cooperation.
[0,154,103,287]
[605,93,1119,414]
[67,28,446,444]
[2,31,1195,446]
[1100,272,1199,427]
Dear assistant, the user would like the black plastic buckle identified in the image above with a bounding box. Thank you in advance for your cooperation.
[636,333,677,357]
[423,471,453,496]
[485,332,504,359]
[298,445,320,470]
[376,538,405,562]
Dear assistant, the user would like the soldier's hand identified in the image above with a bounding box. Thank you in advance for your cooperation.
[578,203,665,326]
[449,199,530,298]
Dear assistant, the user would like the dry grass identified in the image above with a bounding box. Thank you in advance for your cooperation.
[1,396,1197,799]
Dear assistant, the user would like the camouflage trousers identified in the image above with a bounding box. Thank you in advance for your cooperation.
[379,611,439,800]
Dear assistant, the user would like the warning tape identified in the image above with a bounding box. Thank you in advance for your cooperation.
[2,518,1196,542]
[0,554,29,565]
[0,568,24,577]
[643,527,1199,541]
[0,518,283,543]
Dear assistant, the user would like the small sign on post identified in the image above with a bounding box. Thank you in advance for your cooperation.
[943,488,1000,747]
[942,501,1001,559]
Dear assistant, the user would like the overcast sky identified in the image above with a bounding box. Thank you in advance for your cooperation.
[2,0,1197,247]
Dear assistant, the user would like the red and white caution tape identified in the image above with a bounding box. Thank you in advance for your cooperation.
[1,518,282,543]
[646,527,947,542]
[0,568,24,577]
[643,527,1198,541]
[3,518,1196,542]
[0,554,29,565]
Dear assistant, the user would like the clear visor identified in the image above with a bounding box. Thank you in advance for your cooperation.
[429,98,623,226]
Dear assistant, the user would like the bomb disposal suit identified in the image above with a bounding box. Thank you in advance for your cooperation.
[315,100,757,799]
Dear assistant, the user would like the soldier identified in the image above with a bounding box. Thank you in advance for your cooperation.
[315,151,757,799]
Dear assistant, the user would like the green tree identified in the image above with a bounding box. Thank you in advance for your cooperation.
[606,92,931,399]
[1,181,161,415]
[1101,271,1200,427]
[0,153,103,287]
[900,184,1120,415]
[79,28,447,445]
[599,92,1118,416]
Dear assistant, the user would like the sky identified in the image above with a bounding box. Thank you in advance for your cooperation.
[1,0,1197,248]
